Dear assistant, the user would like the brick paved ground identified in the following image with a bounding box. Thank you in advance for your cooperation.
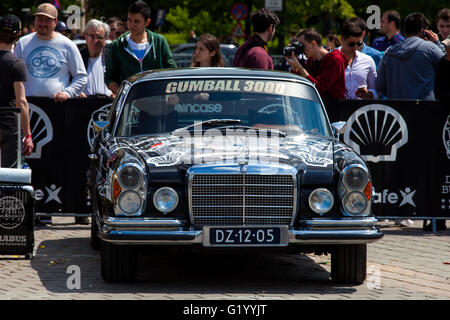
[0,217,449,300]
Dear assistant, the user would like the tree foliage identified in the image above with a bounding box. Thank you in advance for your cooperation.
[2,0,446,40]
[164,0,241,39]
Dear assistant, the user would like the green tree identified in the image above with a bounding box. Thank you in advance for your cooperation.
[165,4,235,42]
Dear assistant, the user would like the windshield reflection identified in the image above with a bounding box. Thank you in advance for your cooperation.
[115,79,331,138]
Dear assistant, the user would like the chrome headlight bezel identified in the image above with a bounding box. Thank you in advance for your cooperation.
[339,164,371,216]
[112,157,147,216]
[342,165,369,191]
[117,163,144,189]
[117,190,144,215]
[309,188,334,215]
[343,191,368,216]
[153,187,179,214]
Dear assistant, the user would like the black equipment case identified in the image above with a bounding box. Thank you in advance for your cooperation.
[0,108,35,259]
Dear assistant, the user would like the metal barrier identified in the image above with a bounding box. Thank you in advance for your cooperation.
[172,54,192,68]
[172,53,235,67]
[172,53,284,68]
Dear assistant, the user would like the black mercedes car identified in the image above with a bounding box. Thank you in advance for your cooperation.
[89,68,383,283]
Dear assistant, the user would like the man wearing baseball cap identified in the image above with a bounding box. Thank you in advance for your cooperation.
[0,14,34,167]
[14,3,87,103]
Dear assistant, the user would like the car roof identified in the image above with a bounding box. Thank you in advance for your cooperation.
[128,67,314,86]
[172,43,237,52]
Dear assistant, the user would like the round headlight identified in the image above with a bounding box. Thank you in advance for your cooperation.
[118,164,143,189]
[118,190,143,215]
[153,187,179,214]
[309,188,334,214]
[343,191,368,215]
[343,166,369,190]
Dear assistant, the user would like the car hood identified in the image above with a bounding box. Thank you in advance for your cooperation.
[117,133,337,184]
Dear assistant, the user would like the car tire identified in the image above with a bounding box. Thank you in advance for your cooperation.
[101,240,137,283]
[331,244,367,284]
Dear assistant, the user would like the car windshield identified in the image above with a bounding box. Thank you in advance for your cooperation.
[115,78,332,137]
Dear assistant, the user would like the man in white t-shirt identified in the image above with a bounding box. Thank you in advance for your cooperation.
[14,3,87,102]
[79,19,113,98]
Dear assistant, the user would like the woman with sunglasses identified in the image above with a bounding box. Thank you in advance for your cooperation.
[190,33,224,67]
[339,20,378,100]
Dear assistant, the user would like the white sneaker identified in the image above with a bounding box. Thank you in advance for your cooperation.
[399,219,414,227]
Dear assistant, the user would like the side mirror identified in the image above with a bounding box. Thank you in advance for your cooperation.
[331,121,347,139]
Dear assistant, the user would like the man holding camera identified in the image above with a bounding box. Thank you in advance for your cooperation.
[285,29,348,100]
[233,8,279,70]
[375,12,445,100]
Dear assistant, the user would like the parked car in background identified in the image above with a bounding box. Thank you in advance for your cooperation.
[89,67,383,283]
[171,43,237,67]
[73,39,112,51]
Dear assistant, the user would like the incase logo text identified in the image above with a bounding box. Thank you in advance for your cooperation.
[175,103,222,113]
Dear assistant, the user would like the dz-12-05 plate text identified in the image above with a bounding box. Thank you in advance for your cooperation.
[203,226,289,247]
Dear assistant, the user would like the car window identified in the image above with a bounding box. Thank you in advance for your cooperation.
[176,47,195,54]
[115,79,331,137]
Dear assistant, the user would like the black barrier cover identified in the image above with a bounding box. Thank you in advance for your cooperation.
[24,97,449,218]
[0,185,34,256]
[325,100,450,218]
[25,97,113,214]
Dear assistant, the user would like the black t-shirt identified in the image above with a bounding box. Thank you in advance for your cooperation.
[0,50,27,129]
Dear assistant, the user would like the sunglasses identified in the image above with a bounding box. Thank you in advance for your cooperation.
[348,41,363,47]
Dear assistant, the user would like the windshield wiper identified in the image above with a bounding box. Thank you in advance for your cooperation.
[172,119,242,134]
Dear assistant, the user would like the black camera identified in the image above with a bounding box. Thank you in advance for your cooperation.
[283,41,304,56]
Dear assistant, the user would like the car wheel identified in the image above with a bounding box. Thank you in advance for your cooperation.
[330,244,367,284]
[101,240,137,283]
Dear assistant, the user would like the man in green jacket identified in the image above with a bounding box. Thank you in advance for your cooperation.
[105,1,176,95]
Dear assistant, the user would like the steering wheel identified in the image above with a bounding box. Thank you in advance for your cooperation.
[257,103,290,114]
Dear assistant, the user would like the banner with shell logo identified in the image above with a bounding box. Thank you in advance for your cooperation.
[327,99,450,218]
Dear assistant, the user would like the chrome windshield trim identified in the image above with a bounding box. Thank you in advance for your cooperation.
[132,74,315,88]
[114,74,333,138]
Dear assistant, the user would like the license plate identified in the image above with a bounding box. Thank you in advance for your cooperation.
[205,227,286,246]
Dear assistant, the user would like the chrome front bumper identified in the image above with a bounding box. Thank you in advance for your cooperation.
[99,217,383,245]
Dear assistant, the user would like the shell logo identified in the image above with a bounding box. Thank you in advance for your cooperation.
[26,104,54,159]
[443,115,450,160]
[87,104,112,149]
[343,104,408,163]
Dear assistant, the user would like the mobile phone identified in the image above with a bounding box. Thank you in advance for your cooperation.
[357,85,367,92]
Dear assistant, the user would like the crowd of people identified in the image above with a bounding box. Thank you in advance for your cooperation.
[0,2,448,229]
[279,8,449,102]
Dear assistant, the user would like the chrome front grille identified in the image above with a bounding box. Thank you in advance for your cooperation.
[189,167,297,226]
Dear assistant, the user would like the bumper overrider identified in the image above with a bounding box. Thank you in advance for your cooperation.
[98,217,383,245]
